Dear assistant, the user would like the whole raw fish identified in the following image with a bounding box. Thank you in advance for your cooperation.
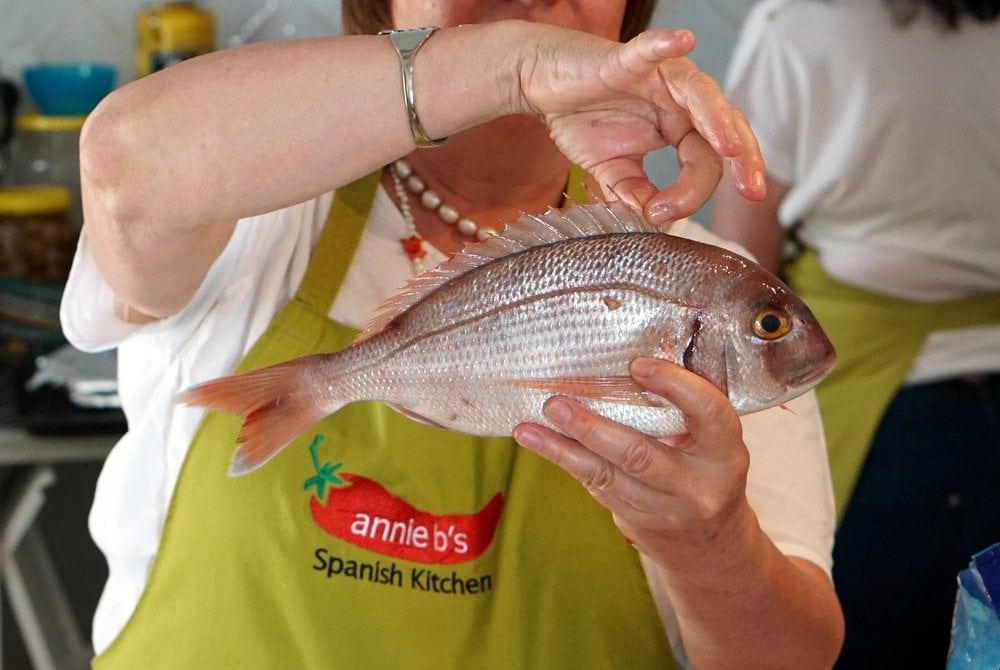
[183,200,836,476]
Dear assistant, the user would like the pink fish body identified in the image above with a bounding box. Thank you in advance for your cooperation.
[183,201,836,476]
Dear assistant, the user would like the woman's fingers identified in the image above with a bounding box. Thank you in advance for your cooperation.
[645,128,722,222]
[629,358,746,462]
[615,28,697,75]
[533,23,766,219]
[658,59,766,202]
[602,47,766,218]
[513,357,752,547]
[512,403,673,516]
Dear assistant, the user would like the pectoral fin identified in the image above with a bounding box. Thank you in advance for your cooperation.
[509,376,656,406]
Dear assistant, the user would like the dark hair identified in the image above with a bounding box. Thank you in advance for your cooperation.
[885,0,1000,28]
[342,1,658,42]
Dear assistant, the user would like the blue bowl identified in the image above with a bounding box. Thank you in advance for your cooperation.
[23,63,117,116]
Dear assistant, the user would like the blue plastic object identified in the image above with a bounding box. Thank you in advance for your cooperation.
[22,63,117,116]
[948,543,1000,669]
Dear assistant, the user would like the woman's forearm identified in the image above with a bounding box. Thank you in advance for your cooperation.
[78,22,530,316]
[81,25,526,234]
[652,500,844,669]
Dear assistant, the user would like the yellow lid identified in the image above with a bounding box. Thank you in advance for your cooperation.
[138,2,215,49]
[0,186,72,216]
[16,114,87,132]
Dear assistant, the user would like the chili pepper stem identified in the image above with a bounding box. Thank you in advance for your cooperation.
[303,434,345,501]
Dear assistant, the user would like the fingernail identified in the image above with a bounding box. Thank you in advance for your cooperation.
[647,201,676,224]
[631,358,657,378]
[668,29,695,48]
[544,398,573,424]
[752,170,765,193]
[628,184,657,208]
[514,426,541,449]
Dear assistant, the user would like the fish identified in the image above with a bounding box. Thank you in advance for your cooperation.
[182,200,836,476]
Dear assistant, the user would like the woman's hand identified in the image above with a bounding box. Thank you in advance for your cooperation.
[512,357,845,668]
[515,26,765,223]
[512,357,752,565]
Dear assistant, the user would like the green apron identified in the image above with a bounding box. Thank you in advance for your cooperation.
[93,169,676,669]
[785,249,1000,517]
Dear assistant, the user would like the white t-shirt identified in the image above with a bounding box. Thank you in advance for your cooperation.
[725,0,1000,383]
[62,186,836,662]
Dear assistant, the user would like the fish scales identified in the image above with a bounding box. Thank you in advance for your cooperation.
[182,200,836,476]
[373,235,698,372]
[351,236,735,437]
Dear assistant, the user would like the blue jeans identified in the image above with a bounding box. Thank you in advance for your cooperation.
[833,373,1000,669]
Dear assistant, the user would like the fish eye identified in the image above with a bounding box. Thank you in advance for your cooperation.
[752,308,792,340]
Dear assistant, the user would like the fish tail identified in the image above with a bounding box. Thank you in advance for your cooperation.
[181,357,341,477]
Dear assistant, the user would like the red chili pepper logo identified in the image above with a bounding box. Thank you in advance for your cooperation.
[304,436,504,565]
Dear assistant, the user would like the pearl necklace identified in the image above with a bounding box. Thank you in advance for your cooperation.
[390,159,498,273]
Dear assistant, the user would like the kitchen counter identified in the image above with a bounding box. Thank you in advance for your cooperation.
[0,423,116,465]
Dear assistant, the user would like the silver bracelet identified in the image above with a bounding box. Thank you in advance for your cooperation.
[379,27,448,149]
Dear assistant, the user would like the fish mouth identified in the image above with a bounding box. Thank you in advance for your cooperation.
[789,352,837,389]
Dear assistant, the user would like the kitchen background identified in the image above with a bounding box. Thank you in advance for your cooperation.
[0,1,753,668]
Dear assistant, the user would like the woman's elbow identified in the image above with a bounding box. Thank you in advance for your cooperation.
[79,94,146,224]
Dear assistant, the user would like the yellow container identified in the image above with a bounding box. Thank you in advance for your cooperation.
[11,114,86,187]
[9,114,86,228]
[136,2,216,78]
[0,185,75,282]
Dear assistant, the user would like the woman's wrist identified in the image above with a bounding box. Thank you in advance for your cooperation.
[407,20,554,137]
[649,495,768,586]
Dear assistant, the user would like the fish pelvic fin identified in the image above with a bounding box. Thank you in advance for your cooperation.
[387,402,450,429]
[509,376,659,406]
[354,197,660,345]
[180,359,338,477]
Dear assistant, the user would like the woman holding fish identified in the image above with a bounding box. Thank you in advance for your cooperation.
[63,1,843,667]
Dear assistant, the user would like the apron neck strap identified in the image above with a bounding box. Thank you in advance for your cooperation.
[565,164,590,205]
[295,170,382,313]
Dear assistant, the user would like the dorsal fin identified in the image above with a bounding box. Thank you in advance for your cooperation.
[354,198,659,344]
